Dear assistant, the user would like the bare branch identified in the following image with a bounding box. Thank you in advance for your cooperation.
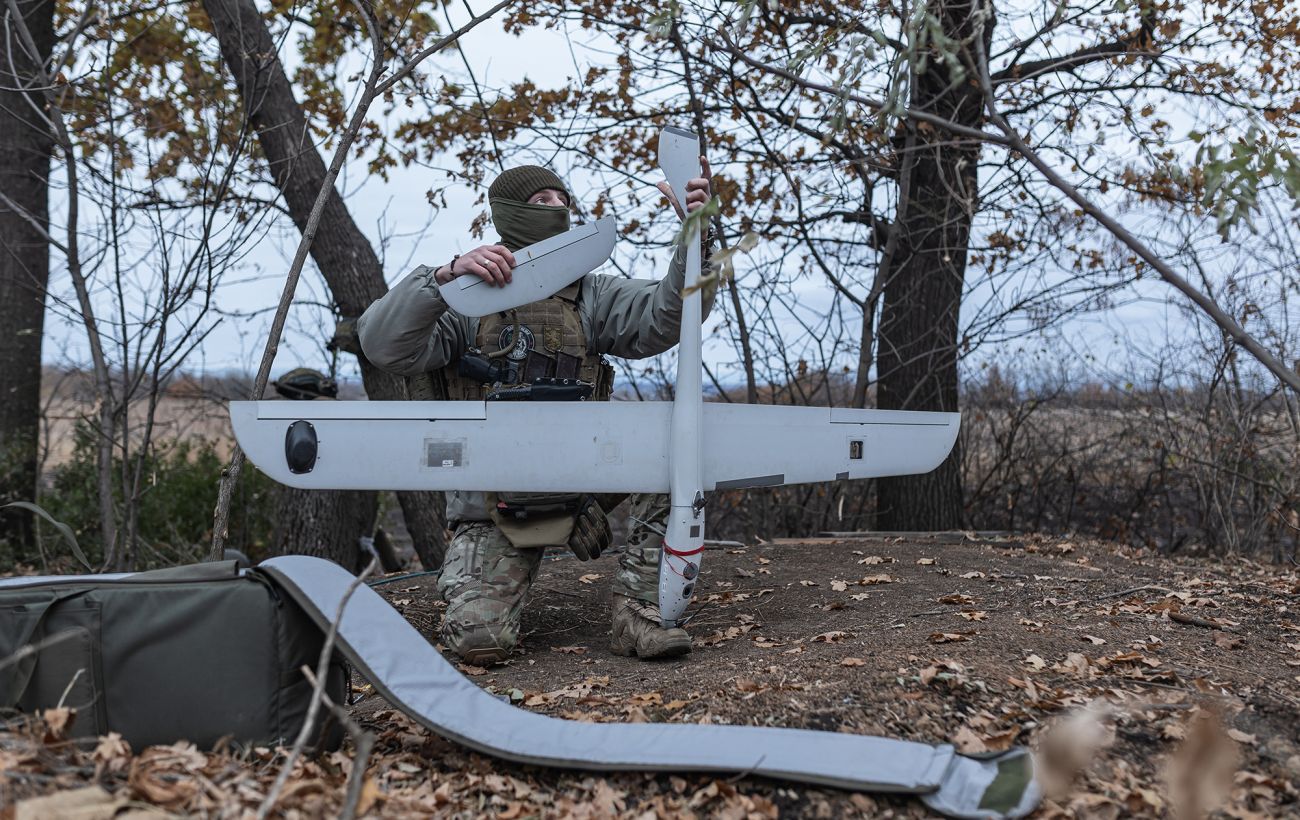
[257,554,379,819]
[971,2,1300,396]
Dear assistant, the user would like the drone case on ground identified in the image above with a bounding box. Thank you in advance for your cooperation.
[0,560,344,750]
[1,555,1040,819]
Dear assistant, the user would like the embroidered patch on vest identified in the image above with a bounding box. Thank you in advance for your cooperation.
[498,325,535,361]
[542,325,563,353]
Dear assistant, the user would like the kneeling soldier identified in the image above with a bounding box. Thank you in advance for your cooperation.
[358,163,715,664]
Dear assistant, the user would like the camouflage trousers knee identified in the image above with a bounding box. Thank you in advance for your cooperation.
[437,522,544,664]
[438,493,671,662]
[613,493,670,606]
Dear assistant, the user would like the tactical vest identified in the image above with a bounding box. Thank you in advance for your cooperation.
[408,281,614,401]
[407,281,617,534]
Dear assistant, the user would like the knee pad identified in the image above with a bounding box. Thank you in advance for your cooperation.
[441,614,517,665]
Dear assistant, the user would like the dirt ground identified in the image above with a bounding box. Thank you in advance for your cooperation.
[4,533,1299,817]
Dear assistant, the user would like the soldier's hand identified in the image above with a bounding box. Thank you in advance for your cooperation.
[656,156,712,221]
[568,496,613,562]
[435,245,516,287]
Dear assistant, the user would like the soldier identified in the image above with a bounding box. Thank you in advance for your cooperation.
[358,163,715,665]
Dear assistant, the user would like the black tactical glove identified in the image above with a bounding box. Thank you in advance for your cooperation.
[568,495,612,561]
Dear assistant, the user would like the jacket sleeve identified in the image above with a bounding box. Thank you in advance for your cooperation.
[584,238,718,360]
[357,265,474,377]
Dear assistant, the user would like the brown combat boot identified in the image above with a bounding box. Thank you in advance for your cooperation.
[609,594,691,659]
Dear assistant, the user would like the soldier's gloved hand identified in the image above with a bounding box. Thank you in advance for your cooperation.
[568,496,612,561]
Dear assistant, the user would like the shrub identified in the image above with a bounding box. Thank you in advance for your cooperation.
[31,425,278,570]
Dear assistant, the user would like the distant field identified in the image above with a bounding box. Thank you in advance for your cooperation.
[37,370,371,475]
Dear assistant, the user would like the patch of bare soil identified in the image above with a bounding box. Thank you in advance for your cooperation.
[5,534,1299,817]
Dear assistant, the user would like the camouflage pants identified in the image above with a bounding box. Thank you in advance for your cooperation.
[438,494,668,661]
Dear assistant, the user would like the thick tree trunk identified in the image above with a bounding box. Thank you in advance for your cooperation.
[202,0,446,568]
[876,1,987,530]
[0,0,55,561]
[272,487,379,573]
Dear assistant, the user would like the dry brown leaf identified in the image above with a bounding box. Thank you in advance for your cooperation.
[1213,633,1245,650]
[551,645,588,654]
[938,593,975,605]
[356,777,381,817]
[859,574,896,585]
[799,580,819,587]
[1052,652,1095,678]
[15,786,127,820]
[982,729,1020,752]
[951,725,988,754]
[128,744,206,807]
[960,611,987,621]
[919,659,966,686]
[1036,703,1116,798]
[917,557,938,565]
[41,707,74,740]
[849,592,870,601]
[1081,634,1107,645]
[589,781,627,815]
[1227,728,1257,745]
[812,630,853,643]
[841,657,867,667]
[929,632,974,644]
[1165,708,1240,819]
[578,573,602,584]
[497,801,527,820]
[858,555,891,565]
[830,580,849,592]
[1024,654,1046,670]
[960,571,986,579]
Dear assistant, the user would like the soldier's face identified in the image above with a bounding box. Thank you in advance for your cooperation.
[528,188,569,208]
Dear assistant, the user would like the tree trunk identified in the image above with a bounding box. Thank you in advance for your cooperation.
[0,0,55,561]
[876,0,987,530]
[272,486,379,573]
[202,0,446,568]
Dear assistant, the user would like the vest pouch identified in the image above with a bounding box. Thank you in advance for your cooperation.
[487,492,583,548]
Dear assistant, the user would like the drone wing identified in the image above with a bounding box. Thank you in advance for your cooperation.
[230,401,957,493]
[230,400,671,493]
[439,217,616,318]
[700,404,959,489]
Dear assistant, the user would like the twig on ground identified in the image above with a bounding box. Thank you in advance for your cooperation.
[1093,585,1173,602]
[257,554,379,819]
[1167,611,1235,631]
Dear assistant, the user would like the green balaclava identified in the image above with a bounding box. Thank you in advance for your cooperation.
[488,165,572,250]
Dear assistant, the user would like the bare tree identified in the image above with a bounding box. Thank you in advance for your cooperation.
[203,0,512,568]
[0,0,54,560]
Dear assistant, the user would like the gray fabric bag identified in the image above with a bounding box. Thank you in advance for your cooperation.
[0,560,344,750]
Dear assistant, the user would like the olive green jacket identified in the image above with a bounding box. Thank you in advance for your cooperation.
[358,239,713,376]
[357,237,715,522]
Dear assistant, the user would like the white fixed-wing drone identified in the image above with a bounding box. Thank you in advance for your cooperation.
[230,128,959,626]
